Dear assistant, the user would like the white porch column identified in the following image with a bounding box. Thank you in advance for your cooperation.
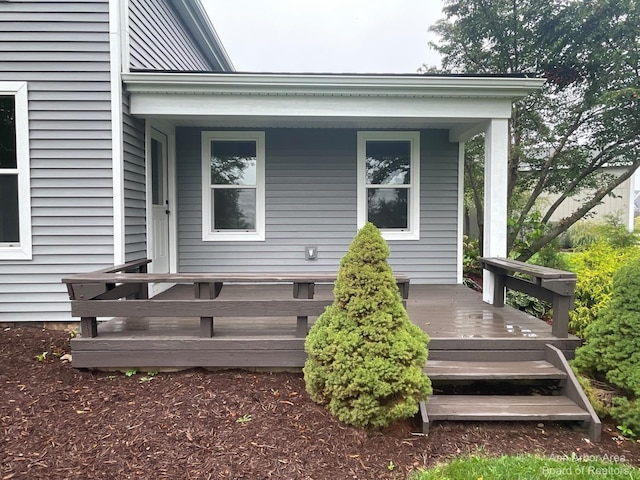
[483,118,509,303]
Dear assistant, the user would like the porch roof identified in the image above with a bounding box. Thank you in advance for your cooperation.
[122,72,545,140]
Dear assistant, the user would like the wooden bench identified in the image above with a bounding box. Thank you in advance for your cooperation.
[62,260,410,340]
[479,257,576,338]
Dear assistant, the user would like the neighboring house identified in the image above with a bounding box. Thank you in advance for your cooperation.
[542,165,639,230]
[0,0,543,323]
[465,165,640,239]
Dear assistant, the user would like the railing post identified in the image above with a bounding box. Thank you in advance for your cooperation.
[492,269,506,307]
[552,295,571,338]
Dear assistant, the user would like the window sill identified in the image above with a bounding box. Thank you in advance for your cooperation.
[380,230,420,241]
[0,246,32,260]
[202,232,265,242]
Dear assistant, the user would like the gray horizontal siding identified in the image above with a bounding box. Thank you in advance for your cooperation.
[177,128,459,284]
[129,0,212,71]
[123,93,148,261]
[0,2,113,322]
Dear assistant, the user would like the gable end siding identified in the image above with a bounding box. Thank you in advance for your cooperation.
[177,128,459,284]
[129,0,213,71]
[0,2,113,322]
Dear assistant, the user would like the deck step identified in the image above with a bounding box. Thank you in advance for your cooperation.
[422,395,591,422]
[425,360,566,381]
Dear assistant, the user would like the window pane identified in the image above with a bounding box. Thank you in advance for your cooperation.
[0,174,19,242]
[365,141,410,185]
[213,188,256,230]
[151,138,164,206]
[367,188,408,229]
[0,96,17,169]
[210,141,257,186]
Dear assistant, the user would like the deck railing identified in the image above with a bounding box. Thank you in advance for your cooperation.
[62,259,410,340]
[480,257,577,338]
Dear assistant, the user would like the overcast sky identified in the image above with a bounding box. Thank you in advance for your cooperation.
[202,0,444,74]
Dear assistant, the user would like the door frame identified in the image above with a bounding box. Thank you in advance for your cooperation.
[145,121,178,276]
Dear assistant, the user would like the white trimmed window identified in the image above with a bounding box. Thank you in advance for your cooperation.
[201,131,265,241]
[357,131,420,240]
[0,82,32,260]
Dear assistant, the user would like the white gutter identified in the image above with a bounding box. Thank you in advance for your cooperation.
[122,72,545,99]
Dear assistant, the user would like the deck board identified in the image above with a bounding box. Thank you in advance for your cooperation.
[71,284,581,368]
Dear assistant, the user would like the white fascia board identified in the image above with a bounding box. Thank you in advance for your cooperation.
[123,72,544,98]
[129,91,515,121]
[123,73,542,122]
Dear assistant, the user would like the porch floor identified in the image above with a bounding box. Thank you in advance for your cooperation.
[71,284,581,368]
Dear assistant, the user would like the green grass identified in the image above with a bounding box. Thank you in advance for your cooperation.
[410,454,640,480]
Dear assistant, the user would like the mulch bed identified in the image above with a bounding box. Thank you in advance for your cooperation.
[2,327,639,479]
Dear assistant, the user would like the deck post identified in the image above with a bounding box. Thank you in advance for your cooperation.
[482,119,509,305]
[294,282,314,338]
[195,282,222,338]
[80,316,98,338]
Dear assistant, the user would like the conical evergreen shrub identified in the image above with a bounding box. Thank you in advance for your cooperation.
[573,257,640,396]
[303,223,432,428]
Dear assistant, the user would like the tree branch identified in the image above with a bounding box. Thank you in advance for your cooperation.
[516,160,640,262]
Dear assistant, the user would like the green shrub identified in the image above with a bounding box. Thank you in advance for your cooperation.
[303,223,432,429]
[573,258,640,394]
[610,397,640,439]
[565,242,640,337]
[562,221,603,249]
[573,257,640,437]
[563,216,638,251]
[462,235,481,278]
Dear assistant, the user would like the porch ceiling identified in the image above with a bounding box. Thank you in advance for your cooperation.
[123,72,545,141]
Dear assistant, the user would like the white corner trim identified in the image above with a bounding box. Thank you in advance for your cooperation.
[109,0,125,264]
[120,0,131,74]
[356,131,420,241]
[0,81,32,260]
[457,141,465,284]
[167,128,178,273]
[201,131,266,242]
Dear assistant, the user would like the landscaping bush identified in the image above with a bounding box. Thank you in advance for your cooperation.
[303,223,432,429]
[573,257,640,438]
[462,235,481,278]
[565,242,640,337]
[563,216,638,251]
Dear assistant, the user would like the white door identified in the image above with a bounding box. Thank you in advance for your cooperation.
[149,130,170,286]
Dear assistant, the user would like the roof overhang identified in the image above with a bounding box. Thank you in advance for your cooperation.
[123,73,545,141]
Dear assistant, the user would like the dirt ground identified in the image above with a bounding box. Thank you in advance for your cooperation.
[2,327,639,479]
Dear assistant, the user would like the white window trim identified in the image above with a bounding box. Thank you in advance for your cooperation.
[0,82,32,260]
[357,131,420,241]
[201,131,265,242]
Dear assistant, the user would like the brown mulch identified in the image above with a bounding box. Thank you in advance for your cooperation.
[2,327,639,480]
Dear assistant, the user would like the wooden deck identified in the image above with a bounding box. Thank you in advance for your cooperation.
[70,284,581,368]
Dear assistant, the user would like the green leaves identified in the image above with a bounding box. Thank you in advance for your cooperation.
[303,223,432,429]
[573,255,640,438]
[435,0,640,260]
